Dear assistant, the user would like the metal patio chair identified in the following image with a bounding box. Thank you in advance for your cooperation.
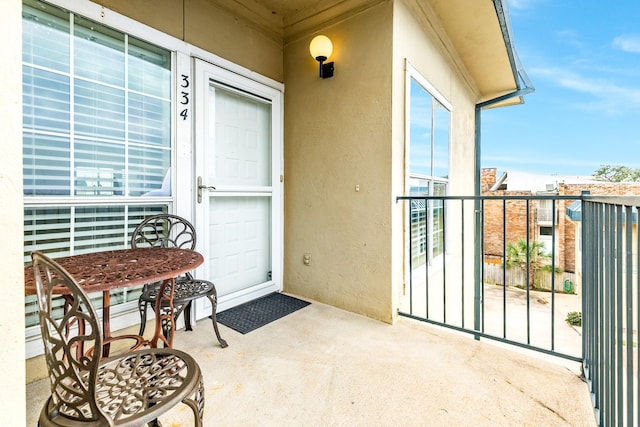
[131,213,228,348]
[31,250,205,426]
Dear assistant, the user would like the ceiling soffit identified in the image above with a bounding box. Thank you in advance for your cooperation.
[208,0,521,99]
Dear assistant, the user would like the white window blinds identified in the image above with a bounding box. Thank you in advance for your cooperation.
[22,0,174,328]
[22,0,172,198]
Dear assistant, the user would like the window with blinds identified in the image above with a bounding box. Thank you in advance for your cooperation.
[22,0,174,328]
[407,71,451,266]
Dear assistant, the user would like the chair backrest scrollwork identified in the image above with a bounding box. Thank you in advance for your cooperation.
[32,250,110,424]
[131,214,197,250]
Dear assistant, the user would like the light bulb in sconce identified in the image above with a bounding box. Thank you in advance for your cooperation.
[309,35,334,78]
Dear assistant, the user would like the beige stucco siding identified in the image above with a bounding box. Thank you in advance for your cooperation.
[391,1,479,320]
[98,0,284,81]
[1,0,26,423]
[97,0,184,39]
[282,2,395,322]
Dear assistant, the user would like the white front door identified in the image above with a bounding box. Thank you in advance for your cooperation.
[194,59,283,314]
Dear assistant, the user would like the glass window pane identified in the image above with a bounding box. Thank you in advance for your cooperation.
[74,15,125,86]
[74,206,126,253]
[540,226,553,236]
[410,199,427,268]
[25,293,67,328]
[74,80,125,140]
[74,139,125,196]
[433,181,447,196]
[24,207,72,261]
[128,93,171,147]
[127,205,170,237]
[22,1,70,72]
[128,146,170,196]
[431,199,444,257]
[23,133,70,196]
[409,177,429,196]
[409,78,433,177]
[24,204,170,262]
[129,36,171,99]
[433,103,450,179]
[22,66,70,133]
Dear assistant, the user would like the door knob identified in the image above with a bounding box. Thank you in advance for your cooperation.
[197,176,216,203]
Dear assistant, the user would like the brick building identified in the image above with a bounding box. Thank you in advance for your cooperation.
[481,168,640,273]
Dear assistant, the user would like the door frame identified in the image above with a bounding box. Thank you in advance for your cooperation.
[192,58,284,315]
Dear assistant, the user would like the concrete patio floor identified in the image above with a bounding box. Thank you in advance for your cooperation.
[26,295,597,426]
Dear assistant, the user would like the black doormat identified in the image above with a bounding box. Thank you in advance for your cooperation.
[216,293,310,334]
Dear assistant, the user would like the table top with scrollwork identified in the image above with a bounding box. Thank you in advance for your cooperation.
[24,247,204,295]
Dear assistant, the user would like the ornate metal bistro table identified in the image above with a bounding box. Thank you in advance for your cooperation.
[24,247,204,357]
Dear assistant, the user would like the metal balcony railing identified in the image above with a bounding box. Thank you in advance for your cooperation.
[396,193,640,427]
[581,196,639,427]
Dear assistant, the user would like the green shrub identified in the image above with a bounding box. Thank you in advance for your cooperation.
[566,311,582,326]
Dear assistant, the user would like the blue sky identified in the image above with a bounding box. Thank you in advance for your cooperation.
[481,0,640,177]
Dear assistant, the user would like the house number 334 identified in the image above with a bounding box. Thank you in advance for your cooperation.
[179,74,190,120]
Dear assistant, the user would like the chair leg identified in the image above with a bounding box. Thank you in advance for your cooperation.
[184,301,193,331]
[138,298,150,336]
[160,306,175,347]
[206,295,228,348]
[180,375,205,427]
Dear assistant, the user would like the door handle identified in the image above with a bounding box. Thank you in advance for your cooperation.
[197,176,216,203]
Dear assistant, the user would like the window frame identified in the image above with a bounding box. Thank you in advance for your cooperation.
[22,0,177,357]
[404,61,452,267]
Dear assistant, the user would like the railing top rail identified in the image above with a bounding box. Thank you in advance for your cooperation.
[583,194,640,206]
[396,195,583,202]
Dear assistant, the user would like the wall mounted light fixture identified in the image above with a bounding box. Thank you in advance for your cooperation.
[309,35,334,79]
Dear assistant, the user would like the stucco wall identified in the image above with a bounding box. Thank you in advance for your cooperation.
[97,0,284,81]
[0,0,26,423]
[391,0,479,319]
[282,3,395,322]
[282,0,480,323]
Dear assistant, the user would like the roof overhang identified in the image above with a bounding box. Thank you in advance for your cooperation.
[210,0,532,107]
[430,0,534,108]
